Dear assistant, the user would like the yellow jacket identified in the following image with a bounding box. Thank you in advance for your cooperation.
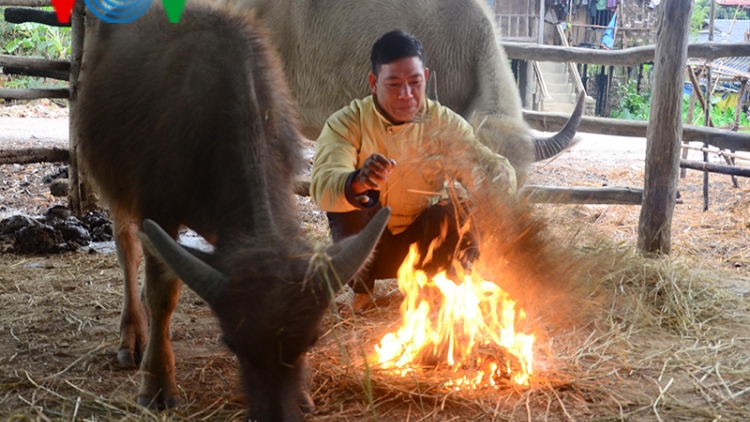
[311,95,516,234]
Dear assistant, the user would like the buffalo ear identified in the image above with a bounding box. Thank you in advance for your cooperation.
[140,219,229,307]
[321,207,390,296]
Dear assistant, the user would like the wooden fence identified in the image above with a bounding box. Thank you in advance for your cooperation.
[0,4,748,214]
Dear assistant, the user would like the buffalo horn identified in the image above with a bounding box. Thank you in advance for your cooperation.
[141,219,229,307]
[325,207,390,293]
[532,90,586,161]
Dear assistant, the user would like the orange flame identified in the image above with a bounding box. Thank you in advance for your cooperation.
[374,244,534,387]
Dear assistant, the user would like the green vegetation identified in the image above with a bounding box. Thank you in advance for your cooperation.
[610,80,750,128]
[0,7,70,89]
[691,0,749,39]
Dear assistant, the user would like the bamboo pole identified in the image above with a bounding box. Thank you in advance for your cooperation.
[637,0,693,256]
[680,159,750,177]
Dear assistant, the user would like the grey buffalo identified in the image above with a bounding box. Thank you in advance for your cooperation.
[231,0,584,183]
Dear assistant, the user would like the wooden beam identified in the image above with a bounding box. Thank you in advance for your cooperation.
[4,7,70,27]
[0,88,69,100]
[680,159,750,177]
[520,185,643,205]
[0,54,70,80]
[0,0,51,5]
[637,0,693,256]
[0,55,70,72]
[522,112,750,152]
[502,41,750,66]
[0,147,69,165]
[2,67,69,80]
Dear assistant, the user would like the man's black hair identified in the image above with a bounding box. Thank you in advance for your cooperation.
[370,30,425,76]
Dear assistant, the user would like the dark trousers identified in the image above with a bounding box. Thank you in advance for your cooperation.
[327,200,474,294]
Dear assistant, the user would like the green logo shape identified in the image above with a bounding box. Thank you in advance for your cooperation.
[162,0,186,23]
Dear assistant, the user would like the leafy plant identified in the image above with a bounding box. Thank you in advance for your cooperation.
[684,93,750,127]
[610,81,651,120]
[0,7,71,90]
[611,83,750,128]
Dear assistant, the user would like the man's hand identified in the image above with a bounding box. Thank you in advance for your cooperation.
[351,153,396,194]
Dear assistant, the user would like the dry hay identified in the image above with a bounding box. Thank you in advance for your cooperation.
[1,149,750,421]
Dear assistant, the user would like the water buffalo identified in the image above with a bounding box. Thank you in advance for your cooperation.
[77,2,389,420]
[230,0,584,183]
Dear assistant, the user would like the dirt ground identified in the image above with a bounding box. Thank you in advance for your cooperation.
[1,104,750,421]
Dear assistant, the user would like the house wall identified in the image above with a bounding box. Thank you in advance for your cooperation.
[619,0,660,48]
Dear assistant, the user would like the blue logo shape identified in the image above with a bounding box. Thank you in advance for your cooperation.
[85,0,152,23]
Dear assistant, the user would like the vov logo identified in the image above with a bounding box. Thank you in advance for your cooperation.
[51,0,187,24]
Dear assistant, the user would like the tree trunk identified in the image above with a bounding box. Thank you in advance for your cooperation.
[637,0,693,256]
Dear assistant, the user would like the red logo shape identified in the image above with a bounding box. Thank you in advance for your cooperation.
[51,0,75,23]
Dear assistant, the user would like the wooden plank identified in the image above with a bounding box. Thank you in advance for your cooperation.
[0,147,69,165]
[522,112,750,152]
[520,185,643,205]
[637,0,693,256]
[0,88,69,99]
[502,41,750,66]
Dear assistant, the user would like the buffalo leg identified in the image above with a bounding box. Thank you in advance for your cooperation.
[113,208,147,368]
[137,245,182,409]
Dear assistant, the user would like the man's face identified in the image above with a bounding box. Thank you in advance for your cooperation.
[368,56,429,124]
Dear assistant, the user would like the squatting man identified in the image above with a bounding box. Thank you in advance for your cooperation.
[311,30,517,312]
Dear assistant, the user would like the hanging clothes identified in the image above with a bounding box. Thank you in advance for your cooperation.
[607,0,618,10]
[601,11,617,49]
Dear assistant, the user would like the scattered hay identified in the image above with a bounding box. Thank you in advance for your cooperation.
[2,147,750,420]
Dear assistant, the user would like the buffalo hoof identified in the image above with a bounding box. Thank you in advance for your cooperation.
[137,393,180,410]
[298,389,315,414]
[117,348,141,368]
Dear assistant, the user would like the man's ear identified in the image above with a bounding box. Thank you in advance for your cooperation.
[424,67,430,81]
[368,72,377,94]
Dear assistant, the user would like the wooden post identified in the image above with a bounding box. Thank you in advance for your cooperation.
[518,59,533,108]
[728,77,746,188]
[637,0,693,256]
[686,65,713,127]
[67,0,84,217]
[681,74,697,178]
[703,0,716,211]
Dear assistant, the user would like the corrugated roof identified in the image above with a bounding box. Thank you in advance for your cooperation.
[698,19,750,43]
[691,19,750,83]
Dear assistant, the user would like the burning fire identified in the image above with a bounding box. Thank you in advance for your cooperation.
[374,244,534,387]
